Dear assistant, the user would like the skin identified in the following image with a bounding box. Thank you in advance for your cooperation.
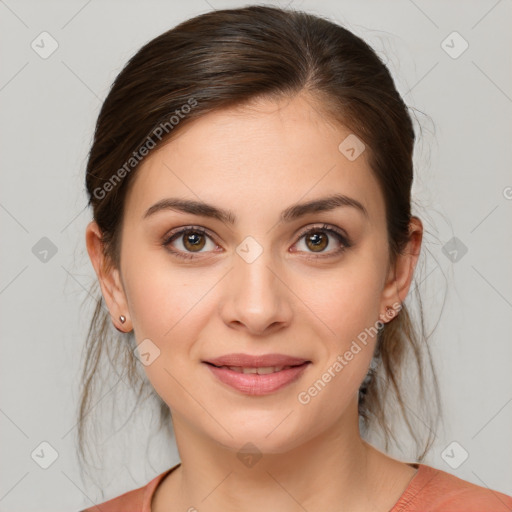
[86,91,423,512]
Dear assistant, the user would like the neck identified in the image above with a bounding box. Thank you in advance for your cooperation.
[153,398,404,512]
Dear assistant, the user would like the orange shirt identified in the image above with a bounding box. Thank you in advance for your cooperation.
[80,462,512,512]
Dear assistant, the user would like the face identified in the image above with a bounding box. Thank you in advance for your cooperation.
[87,92,421,456]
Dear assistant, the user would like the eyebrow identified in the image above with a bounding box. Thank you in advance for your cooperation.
[143,193,368,224]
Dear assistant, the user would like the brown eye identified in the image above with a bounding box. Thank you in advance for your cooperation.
[182,231,206,252]
[304,231,328,252]
[293,224,351,258]
[162,226,217,259]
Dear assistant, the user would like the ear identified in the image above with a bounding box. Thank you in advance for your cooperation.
[379,216,423,324]
[85,220,131,332]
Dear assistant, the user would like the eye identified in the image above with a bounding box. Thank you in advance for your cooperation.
[162,223,352,260]
[162,226,218,260]
[292,224,351,258]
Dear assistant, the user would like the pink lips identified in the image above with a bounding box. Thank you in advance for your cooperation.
[204,353,309,368]
[202,353,311,396]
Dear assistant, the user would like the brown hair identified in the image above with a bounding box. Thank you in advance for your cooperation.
[79,4,442,481]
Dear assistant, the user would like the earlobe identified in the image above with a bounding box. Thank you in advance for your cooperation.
[85,220,131,332]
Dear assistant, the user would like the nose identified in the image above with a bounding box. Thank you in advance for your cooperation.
[220,248,293,336]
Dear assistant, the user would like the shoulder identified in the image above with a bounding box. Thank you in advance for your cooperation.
[79,465,179,512]
[392,463,512,512]
[79,485,145,512]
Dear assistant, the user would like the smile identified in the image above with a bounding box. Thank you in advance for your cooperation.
[204,361,311,395]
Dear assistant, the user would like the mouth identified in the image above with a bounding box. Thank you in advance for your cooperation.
[203,361,311,395]
[204,362,305,374]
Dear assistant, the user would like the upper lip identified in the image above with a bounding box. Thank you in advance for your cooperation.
[203,353,310,368]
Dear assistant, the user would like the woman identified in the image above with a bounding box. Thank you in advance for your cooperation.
[79,5,512,511]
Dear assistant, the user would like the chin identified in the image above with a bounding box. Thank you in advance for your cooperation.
[208,418,310,457]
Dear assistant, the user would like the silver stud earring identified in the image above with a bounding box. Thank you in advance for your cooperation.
[119,315,126,324]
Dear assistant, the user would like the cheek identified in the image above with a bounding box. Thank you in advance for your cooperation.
[292,257,384,394]
[124,270,176,339]
[298,260,384,344]
[120,239,205,336]
[121,261,213,407]
[292,277,381,424]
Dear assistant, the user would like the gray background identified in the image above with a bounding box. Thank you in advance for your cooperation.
[1,0,511,510]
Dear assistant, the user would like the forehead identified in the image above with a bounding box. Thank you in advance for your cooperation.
[124,93,386,225]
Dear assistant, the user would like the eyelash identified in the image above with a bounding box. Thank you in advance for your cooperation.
[162,224,352,261]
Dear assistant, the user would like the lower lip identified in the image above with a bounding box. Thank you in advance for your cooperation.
[204,362,310,395]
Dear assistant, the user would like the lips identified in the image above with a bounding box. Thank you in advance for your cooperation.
[204,361,310,395]
[203,353,310,368]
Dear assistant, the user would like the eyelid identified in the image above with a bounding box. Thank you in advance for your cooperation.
[162,223,351,259]
[291,223,351,259]
[295,223,350,244]
[162,225,218,248]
